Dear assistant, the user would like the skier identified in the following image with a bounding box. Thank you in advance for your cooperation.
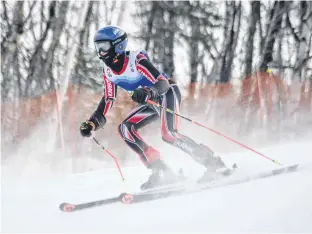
[79,26,228,190]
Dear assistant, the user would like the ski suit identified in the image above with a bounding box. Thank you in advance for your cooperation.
[90,50,213,168]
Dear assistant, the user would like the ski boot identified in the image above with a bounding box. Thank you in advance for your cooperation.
[193,144,231,183]
[140,160,180,191]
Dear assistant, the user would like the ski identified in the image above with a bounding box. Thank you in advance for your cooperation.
[206,163,299,189]
[59,197,121,212]
[59,164,299,212]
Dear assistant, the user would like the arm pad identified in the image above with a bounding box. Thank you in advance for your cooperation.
[89,110,107,131]
[152,78,170,95]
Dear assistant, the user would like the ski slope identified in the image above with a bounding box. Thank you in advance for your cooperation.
[2,141,312,233]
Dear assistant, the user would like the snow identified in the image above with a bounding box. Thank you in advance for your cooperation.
[2,140,312,233]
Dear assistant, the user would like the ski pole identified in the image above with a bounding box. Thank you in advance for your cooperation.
[147,99,283,166]
[92,137,125,181]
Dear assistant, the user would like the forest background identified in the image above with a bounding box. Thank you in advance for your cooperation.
[1,1,311,174]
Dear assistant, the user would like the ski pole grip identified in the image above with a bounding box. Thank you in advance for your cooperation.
[129,92,159,107]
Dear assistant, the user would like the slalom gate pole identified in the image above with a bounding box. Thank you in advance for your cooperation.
[92,137,125,181]
[147,100,283,166]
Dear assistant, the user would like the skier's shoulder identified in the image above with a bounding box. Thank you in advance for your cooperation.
[127,49,151,63]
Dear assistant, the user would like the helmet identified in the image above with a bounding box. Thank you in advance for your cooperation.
[93,26,128,65]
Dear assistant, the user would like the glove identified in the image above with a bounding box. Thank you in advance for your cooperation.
[80,110,106,138]
[80,121,95,137]
[131,88,151,104]
[132,87,160,104]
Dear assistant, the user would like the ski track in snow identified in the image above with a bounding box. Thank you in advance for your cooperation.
[2,141,312,232]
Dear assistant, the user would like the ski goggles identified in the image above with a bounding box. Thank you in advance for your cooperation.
[94,41,112,53]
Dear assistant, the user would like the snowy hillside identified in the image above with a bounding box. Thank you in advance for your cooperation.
[2,140,312,232]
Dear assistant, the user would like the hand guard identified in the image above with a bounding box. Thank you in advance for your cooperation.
[80,121,95,137]
[131,87,158,104]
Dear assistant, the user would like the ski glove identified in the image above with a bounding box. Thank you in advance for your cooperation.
[131,87,158,104]
[80,121,95,137]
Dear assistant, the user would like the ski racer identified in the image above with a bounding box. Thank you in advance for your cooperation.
[79,26,228,190]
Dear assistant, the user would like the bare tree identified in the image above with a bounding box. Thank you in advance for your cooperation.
[260,1,288,71]
[134,1,177,77]
[74,2,94,86]
[42,1,70,92]
[163,1,175,78]
[219,1,242,83]
[2,0,310,102]
[187,1,201,84]
[24,1,57,97]
[295,1,312,79]
[1,1,25,100]
[245,1,261,76]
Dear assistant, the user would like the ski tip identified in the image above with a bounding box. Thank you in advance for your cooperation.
[59,202,76,212]
[288,164,300,170]
[119,193,134,204]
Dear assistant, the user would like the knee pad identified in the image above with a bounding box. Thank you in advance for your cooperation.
[118,122,135,143]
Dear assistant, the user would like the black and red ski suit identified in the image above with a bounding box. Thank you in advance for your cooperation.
[88,51,213,169]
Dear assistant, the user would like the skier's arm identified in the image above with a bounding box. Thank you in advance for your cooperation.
[135,52,170,95]
[88,74,117,131]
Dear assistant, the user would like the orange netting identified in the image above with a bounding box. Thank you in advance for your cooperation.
[1,72,311,159]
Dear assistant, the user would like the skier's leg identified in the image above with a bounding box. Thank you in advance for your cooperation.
[118,104,160,168]
[161,84,226,171]
[118,104,176,189]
